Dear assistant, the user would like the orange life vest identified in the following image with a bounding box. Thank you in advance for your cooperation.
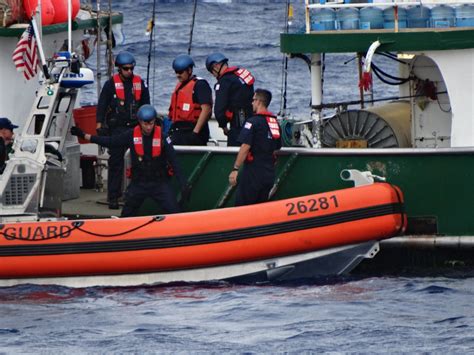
[169,77,202,123]
[133,125,162,158]
[246,112,281,163]
[221,66,255,86]
[260,111,281,139]
[113,74,143,102]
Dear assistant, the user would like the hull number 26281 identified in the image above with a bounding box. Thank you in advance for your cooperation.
[286,195,339,216]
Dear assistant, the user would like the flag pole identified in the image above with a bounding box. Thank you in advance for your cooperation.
[31,17,50,79]
[68,0,72,54]
[37,0,42,36]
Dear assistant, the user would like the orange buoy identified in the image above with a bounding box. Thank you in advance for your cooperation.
[51,0,80,24]
[23,0,55,25]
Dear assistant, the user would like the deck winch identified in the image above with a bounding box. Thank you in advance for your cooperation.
[321,101,411,148]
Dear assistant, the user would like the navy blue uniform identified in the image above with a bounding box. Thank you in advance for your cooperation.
[214,68,254,146]
[170,78,212,145]
[91,128,186,217]
[96,76,150,202]
[235,114,282,206]
[0,138,7,174]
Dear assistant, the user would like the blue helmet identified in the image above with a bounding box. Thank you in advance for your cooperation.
[172,54,195,72]
[137,105,157,122]
[115,51,136,67]
[205,52,228,72]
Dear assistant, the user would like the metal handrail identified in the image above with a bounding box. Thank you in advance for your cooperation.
[305,0,470,33]
[308,1,473,9]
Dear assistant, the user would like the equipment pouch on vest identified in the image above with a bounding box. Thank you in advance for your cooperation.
[108,117,118,129]
[237,109,246,127]
[230,108,248,128]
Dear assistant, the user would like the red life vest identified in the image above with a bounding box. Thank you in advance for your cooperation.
[221,66,255,86]
[260,111,281,139]
[133,125,162,158]
[221,67,255,121]
[169,76,202,123]
[113,74,143,102]
[246,112,281,163]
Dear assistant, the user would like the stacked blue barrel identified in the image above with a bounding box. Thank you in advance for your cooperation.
[383,6,407,29]
[431,5,455,28]
[407,5,431,28]
[309,2,474,31]
[456,4,474,27]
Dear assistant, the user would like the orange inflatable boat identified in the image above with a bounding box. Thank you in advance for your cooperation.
[0,182,406,287]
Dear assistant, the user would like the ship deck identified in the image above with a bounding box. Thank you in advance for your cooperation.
[62,188,118,219]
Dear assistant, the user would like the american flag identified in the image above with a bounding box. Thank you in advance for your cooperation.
[12,24,38,80]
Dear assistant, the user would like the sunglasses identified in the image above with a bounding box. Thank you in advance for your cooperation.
[140,119,156,125]
[175,70,185,75]
[121,66,134,71]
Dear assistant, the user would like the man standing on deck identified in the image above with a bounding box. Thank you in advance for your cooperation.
[72,105,189,217]
[96,51,150,210]
[0,117,18,174]
[229,89,281,206]
[168,54,212,145]
[205,53,254,146]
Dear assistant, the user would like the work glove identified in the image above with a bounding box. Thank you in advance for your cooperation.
[96,127,109,136]
[70,126,85,139]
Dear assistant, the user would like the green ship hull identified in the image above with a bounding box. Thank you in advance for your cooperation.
[177,146,474,238]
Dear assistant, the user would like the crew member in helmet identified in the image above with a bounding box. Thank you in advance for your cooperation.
[229,89,281,206]
[72,105,189,217]
[96,51,151,209]
[168,54,212,145]
[205,52,255,146]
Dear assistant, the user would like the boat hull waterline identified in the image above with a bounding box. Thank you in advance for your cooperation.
[0,183,406,287]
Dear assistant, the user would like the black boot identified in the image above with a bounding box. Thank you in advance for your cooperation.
[109,198,119,210]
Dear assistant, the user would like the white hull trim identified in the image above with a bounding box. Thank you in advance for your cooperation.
[381,236,474,249]
[0,242,379,288]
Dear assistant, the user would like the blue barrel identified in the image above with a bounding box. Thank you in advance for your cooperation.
[383,7,407,29]
[336,8,359,30]
[311,8,336,31]
[407,5,430,28]
[360,7,384,29]
[456,4,474,27]
[431,5,455,28]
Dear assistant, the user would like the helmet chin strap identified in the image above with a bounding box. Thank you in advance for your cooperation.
[215,62,225,78]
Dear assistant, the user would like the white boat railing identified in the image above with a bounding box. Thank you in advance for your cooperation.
[308,1,474,9]
[305,0,474,33]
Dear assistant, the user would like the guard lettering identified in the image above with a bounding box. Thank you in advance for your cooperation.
[2,225,73,241]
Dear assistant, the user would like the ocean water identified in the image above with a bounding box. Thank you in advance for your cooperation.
[81,0,398,118]
[0,277,473,352]
[1,1,471,353]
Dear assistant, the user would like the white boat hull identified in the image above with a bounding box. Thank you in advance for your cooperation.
[0,242,379,288]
